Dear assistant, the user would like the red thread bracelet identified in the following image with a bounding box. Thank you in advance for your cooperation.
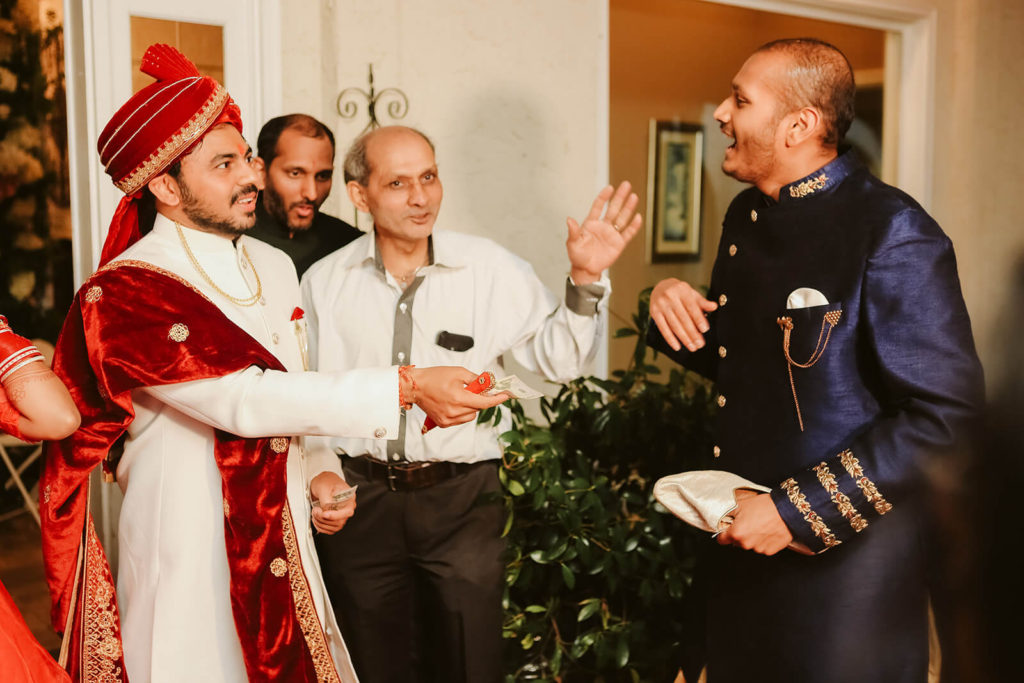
[397,365,417,410]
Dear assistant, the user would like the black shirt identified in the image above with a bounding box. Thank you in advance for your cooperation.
[247,201,363,277]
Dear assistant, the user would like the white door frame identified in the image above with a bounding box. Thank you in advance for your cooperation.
[63,0,283,289]
[704,0,937,209]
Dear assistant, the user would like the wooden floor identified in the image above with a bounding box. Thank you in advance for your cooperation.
[0,507,62,654]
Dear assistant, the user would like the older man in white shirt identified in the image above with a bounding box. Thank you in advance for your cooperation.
[301,125,642,683]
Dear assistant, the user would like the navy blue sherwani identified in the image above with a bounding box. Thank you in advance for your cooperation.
[650,151,984,682]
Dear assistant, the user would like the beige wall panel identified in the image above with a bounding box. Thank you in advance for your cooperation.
[929,0,1024,387]
[278,0,608,318]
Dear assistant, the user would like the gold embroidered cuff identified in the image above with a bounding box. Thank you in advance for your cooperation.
[780,477,840,549]
[839,450,893,516]
[813,462,868,532]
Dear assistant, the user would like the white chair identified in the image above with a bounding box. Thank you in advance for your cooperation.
[0,433,42,526]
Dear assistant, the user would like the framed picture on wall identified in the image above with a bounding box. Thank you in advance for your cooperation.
[646,120,703,262]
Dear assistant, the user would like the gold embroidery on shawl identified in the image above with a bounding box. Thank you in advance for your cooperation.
[168,323,189,342]
[85,286,103,303]
[270,557,287,577]
[270,437,289,453]
[93,260,213,304]
[83,524,123,682]
[780,477,840,548]
[839,450,893,515]
[282,505,340,682]
[813,462,867,532]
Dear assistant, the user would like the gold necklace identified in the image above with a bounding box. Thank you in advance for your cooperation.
[176,222,262,306]
[395,267,421,287]
[389,261,428,289]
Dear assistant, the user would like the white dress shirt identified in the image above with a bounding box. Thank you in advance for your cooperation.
[300,229,609,465]
[109,214,397,682]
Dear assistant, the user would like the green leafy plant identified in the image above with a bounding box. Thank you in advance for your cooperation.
[496,288,717,682]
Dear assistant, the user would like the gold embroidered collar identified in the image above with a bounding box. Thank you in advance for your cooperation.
[788,173,829,199]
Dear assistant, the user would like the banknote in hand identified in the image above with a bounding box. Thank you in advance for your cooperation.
[312,485,358,511]
[486,375,544,400]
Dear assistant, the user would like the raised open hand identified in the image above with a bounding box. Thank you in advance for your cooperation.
[566,181,643,285]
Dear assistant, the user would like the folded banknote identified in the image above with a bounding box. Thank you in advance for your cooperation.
[486,375,544,400]
[312,485,358,511]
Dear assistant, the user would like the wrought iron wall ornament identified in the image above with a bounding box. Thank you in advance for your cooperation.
[336,64,409,133]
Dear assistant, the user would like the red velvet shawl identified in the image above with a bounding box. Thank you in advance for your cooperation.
[41,262,340,682]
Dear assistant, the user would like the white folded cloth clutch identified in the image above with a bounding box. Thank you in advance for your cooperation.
[653,470,815,555]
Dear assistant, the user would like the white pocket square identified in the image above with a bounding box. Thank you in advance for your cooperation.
[786,287,829,309]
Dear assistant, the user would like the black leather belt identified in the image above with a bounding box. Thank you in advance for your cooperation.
[341,454,487,492]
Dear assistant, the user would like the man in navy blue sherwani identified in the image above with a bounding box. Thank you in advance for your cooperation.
[648,39,984,682]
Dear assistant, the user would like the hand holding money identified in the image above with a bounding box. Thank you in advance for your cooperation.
[312,485,358,511]
[422,371,495,433]
[310,472,357,534]
[405,366,506,428]
[486,375,544,400]
[421,372,543,433]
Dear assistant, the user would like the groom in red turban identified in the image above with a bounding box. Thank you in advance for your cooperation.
[96,44,243,266]
[42,45,502,683]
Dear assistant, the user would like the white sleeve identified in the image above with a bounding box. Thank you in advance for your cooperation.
[302,434,343,483]
[142,365,400,440]
[499,254,610,382]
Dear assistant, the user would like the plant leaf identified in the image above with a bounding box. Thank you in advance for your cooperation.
[577,598,601,622]
[561,563,576,589]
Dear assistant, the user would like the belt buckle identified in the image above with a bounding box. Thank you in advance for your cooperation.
[386,463,399,492]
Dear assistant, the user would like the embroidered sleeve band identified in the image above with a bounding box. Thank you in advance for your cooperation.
[839,450,893,516]
[780,477,840,549]
[813,462,868,532]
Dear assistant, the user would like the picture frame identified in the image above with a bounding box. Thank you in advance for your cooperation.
[646,120,704,262]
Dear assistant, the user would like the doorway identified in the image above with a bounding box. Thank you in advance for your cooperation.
[607,0,929,373]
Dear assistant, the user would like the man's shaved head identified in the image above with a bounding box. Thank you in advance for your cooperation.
[756,38,856,148]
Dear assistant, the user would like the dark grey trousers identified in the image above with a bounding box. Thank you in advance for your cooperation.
[315,460,505,683]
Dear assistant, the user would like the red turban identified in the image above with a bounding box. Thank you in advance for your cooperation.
[96,44,243,266]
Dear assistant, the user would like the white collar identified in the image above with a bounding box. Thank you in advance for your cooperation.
[340,229,470,274]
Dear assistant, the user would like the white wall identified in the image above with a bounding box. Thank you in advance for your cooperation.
[277,0,609,316]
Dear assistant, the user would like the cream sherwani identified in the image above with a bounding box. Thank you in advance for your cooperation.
[109,214,397,682]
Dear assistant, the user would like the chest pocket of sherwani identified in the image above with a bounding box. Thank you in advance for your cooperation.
[776,302,843,432]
